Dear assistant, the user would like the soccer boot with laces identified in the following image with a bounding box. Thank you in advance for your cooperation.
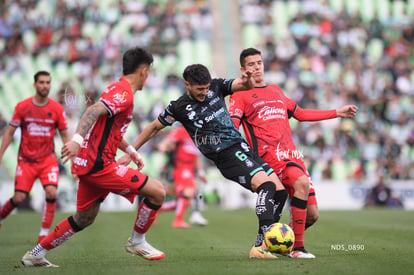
[125,238,165,260]
[249,242,278,259]
[288,247,316,259]
[21,252,59,267]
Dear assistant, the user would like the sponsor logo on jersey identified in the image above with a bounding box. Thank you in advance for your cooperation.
[112,91,128,104]
[187,110,196,120]
[207,90,214,98]
[74,157,88,167]
[116,165,129,177]
[205,107,225,122]
[257,106,286,120]
[27,123,52,137]
[194,119,203,128]
[209,96,220,106]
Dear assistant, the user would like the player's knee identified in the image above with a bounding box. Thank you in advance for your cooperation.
[152,180,167,204]
[12,192,27,205]
[294,176,310,194]
[44,186,57,199]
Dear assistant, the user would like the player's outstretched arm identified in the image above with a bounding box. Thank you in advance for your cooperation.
[0,125,17,164]
[61,102,108,164]
[231,70,255,92]
[336,105,359,118]
[117,119,166,166]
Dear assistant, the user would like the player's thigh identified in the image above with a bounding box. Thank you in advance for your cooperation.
[39,157,60,199]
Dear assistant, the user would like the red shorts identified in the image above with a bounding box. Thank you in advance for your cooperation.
[262,150,317,206]
[172,165,197,195]
[15,154,59,193]
[76,162,148,211]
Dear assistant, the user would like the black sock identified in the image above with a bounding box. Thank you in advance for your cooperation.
[273,190,288,222]
[255,181,276,246]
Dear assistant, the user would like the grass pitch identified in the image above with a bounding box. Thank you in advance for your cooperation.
[0,208,413,275]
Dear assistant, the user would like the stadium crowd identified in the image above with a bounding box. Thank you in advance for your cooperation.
[0,0,413,184]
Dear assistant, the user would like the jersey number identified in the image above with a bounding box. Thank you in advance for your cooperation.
[235,151,247,161]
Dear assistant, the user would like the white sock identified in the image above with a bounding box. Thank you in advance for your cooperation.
[130,230,145,244]
[39,227,49,236]
[30,244,47,258]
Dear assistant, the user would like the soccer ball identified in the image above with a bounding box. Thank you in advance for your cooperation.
[264,223,295,253]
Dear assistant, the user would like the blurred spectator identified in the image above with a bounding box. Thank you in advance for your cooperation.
[365,175,403,208]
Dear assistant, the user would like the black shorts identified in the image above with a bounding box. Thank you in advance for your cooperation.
[215,142,273,191]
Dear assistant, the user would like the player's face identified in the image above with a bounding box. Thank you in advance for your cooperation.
[242,54,264,84]
[185,81,210,102]
[34,75,51,98]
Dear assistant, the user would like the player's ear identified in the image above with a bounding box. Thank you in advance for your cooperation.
[184,81,191,90]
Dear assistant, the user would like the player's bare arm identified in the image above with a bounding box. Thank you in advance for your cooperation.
[231,70,255,92]
[61,102,108,164]
[336,105,359,118]
[0,125,17,164]
[59,129,70,144]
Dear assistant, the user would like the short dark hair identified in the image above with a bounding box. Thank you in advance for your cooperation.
[122,47,154,75]
[34,71,51,82]
[239,48,262,67]
[182,64,212,85]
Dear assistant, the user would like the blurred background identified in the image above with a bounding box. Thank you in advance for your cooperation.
[0,0,413,211]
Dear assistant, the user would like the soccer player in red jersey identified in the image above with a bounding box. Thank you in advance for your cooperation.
[157,125,208,228]
[229,48,358,258]
[0,71,69,243]
[21,47,166,267]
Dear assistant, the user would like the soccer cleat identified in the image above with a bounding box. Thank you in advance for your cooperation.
[125,238,165,261]
[172,220,191,228]
[189,212,208,226]
[21,252,59,267]
[249,243,278,259]
[288,247,316,259]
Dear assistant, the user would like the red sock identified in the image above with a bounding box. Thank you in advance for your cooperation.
[290,197,307,249]
[174,197,190,222]
[0,198,16,219]
[40,217,79,250]
[161,200,177,211]
[134,199,161,234]
[41,200,56,229]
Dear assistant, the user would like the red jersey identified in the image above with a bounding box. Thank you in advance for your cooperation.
[228,84,336,161]
[168,126,199,168]
[10,97,67,162]
[72,78,134,175]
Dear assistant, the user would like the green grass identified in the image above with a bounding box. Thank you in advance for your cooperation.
[0,208,413,275]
